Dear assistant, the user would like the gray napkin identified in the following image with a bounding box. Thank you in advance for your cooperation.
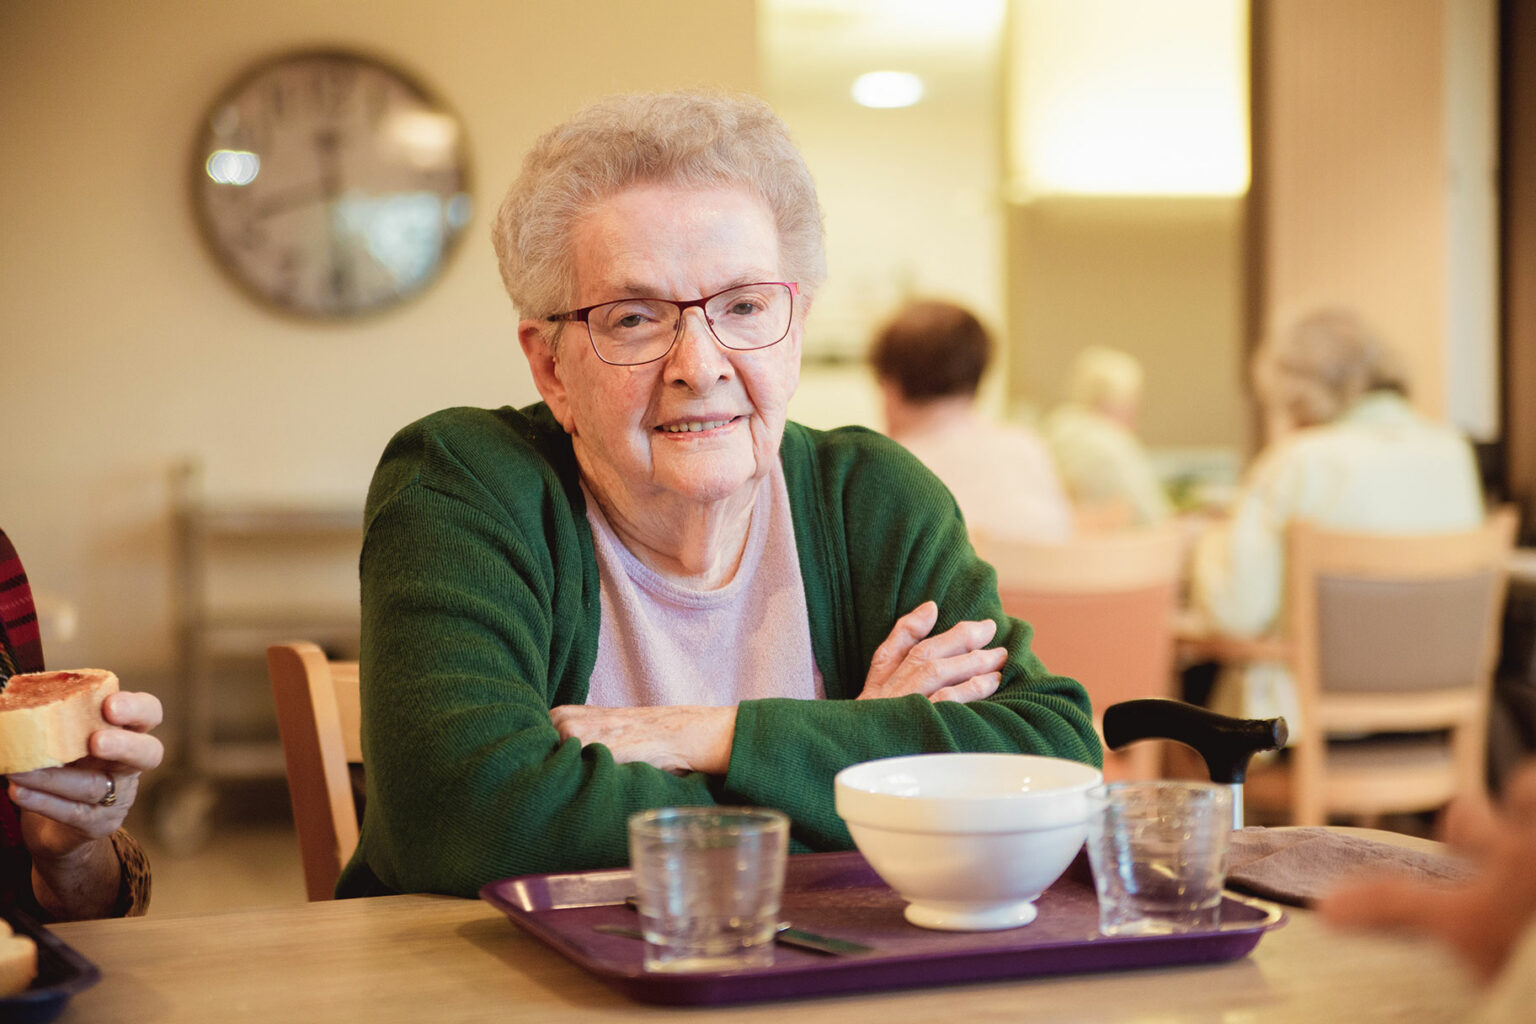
[1225,826,1474,907]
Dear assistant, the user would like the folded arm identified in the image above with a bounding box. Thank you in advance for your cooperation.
[353,421,1098,895]
[552,601,1006,773]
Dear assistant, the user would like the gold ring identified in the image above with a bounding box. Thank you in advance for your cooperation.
[99,774,118,807]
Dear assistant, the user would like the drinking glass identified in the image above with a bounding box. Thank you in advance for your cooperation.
[628,806,789,972]
[1085,781,1233,936]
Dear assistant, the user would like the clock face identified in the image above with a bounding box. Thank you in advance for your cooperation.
[192,50,472,319]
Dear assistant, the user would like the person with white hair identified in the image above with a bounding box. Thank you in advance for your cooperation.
[1043,346,1172,527]
[338,90,1099,898]
[1187,306,1485,733]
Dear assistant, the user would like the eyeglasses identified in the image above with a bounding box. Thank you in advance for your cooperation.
[548,281,798,366]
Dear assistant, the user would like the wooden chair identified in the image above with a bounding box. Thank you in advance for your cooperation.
[973,525,1185,780]
[1195,508,1519,826]
[266,641,362,901]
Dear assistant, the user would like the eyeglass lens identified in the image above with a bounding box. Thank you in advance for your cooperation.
[588,282,793,365]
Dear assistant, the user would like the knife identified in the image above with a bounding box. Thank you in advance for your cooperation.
[598,917,871,957]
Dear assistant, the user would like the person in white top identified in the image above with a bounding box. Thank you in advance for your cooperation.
[1188,307,1486,735]
[1043,346,1173,528]
[870,299,1073,543]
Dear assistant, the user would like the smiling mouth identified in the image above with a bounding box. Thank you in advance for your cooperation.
[657,417,739,434]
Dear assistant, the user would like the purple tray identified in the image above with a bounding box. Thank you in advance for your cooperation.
[1,909,102,1024]
[479,850,1286,1006]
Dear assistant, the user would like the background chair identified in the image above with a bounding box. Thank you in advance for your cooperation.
[267,641,361,901]
[973,525,1185,780]
[1206,508,1519,826]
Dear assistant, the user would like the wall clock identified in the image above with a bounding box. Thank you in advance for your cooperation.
[191,49,473,319]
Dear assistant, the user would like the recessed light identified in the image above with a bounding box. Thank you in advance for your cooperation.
[851,71,924,109]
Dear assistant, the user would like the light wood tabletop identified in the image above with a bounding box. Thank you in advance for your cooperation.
[48,872,1479,1024]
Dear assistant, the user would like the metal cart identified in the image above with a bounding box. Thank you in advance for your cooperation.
[159,459,362,852]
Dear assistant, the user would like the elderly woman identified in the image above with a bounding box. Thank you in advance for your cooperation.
[1043,346,1172,528]
[337,91,1099,900]
[1188,307,1485,733]
[2,529,160,920]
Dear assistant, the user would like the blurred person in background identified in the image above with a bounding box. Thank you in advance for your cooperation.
[1043,346,1172,529]
[1185,307,1485,735]
[1321,756,1536,1022]
[870,299,1072,543]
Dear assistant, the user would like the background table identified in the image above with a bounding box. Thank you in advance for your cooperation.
[51,883,1479,1023]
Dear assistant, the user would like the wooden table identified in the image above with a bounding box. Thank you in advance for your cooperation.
[50,878,1478,1023]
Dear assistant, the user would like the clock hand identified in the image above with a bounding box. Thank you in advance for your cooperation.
[314,128,343,198]
[250,180,334,220]
[313,127,353,306]
[247,131,346,220]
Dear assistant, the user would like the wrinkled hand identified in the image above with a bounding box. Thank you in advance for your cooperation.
[1318,760,1536,982]
[550,704,736,775]
[8,690,165,861]
[859,601,1006,704]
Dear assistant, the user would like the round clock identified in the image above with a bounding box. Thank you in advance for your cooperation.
[191,49,473,319]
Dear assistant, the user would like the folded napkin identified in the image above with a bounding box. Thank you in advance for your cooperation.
[1225,827,1474,907]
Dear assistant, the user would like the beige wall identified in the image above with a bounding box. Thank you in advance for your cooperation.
[769,75,1005,434]
[1257,0,1499,436]
[1004,195,1247,447]
[998,0,1250,454]
[760,3,1005,432]
[0,1,758,689]
[772,61,1005,364]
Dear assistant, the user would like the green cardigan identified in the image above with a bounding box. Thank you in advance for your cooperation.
[338,404,1100,898]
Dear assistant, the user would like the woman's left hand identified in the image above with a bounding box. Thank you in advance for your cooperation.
[550,704,736,775]
[8,690,165,860]
[858,601,1006,704]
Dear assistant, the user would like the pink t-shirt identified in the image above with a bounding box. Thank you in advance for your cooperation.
[583,465,824,707]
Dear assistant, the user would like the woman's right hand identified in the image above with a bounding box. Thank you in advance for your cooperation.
[858,601,1006,705]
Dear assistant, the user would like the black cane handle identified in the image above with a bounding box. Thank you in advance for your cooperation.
[1102,698,1288,785]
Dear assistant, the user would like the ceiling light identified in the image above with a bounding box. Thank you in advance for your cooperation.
[1007,0,1249,197]
[851,71,925,108]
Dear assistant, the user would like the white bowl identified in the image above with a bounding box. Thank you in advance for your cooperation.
[834,753,1102,931]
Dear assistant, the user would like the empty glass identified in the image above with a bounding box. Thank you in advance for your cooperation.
[1085,781,1234,936]
[628,806,789,973]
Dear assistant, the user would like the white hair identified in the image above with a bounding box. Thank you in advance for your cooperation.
[1255,306,1408,427]
[491,89,827,325]
[1067,346,1144,411]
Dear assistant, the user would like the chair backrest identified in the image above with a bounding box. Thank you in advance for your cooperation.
[1277,506,1519,819]
[267,641,362,901]
[1288,507,1518,709]
[974,525,1184,777]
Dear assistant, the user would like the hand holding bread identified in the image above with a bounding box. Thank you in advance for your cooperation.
[4,673,163,858]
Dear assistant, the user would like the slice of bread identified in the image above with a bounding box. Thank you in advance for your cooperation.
[0,669,119,774]
[0,920,39,997]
